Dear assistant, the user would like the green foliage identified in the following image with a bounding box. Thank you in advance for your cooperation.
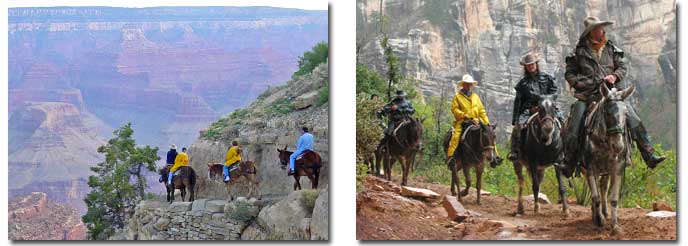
[293,42,329,79]
[316,83,329,107]
[356,163,369,192]
[201,116,231,140]
[82,123,160,240]
[268,97,294,115]
[227,201,257,223]
[299,190,320,215]
[381,36,402,99]
[356,96,385,162]
[356,65,386,96]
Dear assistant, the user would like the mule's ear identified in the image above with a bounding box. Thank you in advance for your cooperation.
[621,84,636,100]
[600,83,610,98]
[284,145,288,151]
[491,124,497,130]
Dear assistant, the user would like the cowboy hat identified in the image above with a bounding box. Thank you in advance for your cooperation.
[170,144,177,149]
[458,74,478,86]
[519,52,541,65]
[395,90,407,97]
[582,16,614,37]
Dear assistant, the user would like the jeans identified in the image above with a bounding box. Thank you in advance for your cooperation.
[289,149,307,171]
[167,170,179,185]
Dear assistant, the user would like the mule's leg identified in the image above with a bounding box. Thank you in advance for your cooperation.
[585,167,604,227]
[181,186,186,202]
[383,154,392,181]
[450,158,458,196]
[400,156,410,186]
[307,172,317,189]
[476,163,484,205]
[609,164,624,235]
[374,151,382,177]
[532,167,544,214]
[515,162,525,215]
[555,167,569,216]
[599,175,610,220]
[460,163,471,197]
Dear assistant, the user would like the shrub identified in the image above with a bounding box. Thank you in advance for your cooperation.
[299,190,320,215]
[293,42,328,78]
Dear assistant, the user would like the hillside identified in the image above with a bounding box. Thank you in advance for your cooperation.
[9,192,86,240]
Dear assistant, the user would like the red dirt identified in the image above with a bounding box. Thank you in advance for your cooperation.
[356,175,676,240]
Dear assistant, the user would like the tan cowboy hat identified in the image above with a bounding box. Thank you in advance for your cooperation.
[170,144,176,150]
[458,74,478,86]
[582,16,614,37]
[519,52,540,65]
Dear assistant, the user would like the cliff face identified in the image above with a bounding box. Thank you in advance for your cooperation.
[9,192,86,240]
[8,6,328,216]
[188,62,329,200]
[357,0,676,142]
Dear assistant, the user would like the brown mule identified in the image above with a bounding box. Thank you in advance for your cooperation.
[207,161,261,201]
[277,146,321,190]
[159,166,197,203]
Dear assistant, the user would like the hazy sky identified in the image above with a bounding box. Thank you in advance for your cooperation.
[8,0,328,10]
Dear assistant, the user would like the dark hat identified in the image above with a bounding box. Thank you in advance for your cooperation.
[519,52,541,65]
[395,90,407,97]
[582,16,614,37]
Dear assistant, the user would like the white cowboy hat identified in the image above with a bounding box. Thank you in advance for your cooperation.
[458,74,478,86]
[170,144,177,149]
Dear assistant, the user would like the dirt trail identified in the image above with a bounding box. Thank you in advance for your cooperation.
[357,175,676,240]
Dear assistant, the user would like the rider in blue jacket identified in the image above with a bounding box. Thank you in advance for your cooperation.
[289,127,314,175]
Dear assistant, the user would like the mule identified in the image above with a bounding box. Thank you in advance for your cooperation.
[277,146,322,190]
[514,95,568,215]
[579,84,635,235]
[159,166,197,203]
[207,161,261,201]
[443,122,501,204]
[381,117,423,186]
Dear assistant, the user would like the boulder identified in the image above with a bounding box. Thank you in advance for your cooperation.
[479,219,517,232]
[168,202,192,212]
[646,211,676,218]
[309,187,329,240]
[191,199,208,211]
[521,193,551,204]
[652,202,673,212]
[400,186,440,200]
[205,200,226,213]
[292,90,319,110]
[255,190,316,240]
[441,195,469,222]
[240,222,267,240]
[154,218,170,231]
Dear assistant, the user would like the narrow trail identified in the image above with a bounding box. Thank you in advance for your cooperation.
[356,175,676,240]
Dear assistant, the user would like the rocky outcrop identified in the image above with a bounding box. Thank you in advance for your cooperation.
[9,192,86,240]
[357,0,676,142]
[189,62,329,199]
[121,188,328,240]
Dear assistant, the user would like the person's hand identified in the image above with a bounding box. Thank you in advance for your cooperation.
[391,104,398,110]
[604,75,617,84]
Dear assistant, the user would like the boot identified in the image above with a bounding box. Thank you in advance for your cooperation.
[507,125,520,161]
[631,124,666,169]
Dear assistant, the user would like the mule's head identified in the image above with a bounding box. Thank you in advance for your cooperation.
[276,145,291,167]
[408,118,424,152]
[536,95,558,145]
[601,84,635,155]
[481,123,503,168]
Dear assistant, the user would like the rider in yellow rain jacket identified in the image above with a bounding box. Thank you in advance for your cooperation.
[447,74,491,158]
[224,140,241,182]
[168,147,189,185]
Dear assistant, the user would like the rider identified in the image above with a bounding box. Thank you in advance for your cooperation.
[507,52,563,161]
[224,140,241,182]
[562,16,665,177]
[168,147,189,185]
[379,90,415,145]
[289,127,314,175]
[160,144,177,182]
[447,74,491,160]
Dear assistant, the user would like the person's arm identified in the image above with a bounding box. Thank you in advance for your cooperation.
[611,45,627,86]
[451,95,467,121]
[512,90,522,126]
[565,51,588,90]
[547,75,559,100]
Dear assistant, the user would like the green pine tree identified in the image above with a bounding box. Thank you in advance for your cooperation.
[82,123,159,240]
